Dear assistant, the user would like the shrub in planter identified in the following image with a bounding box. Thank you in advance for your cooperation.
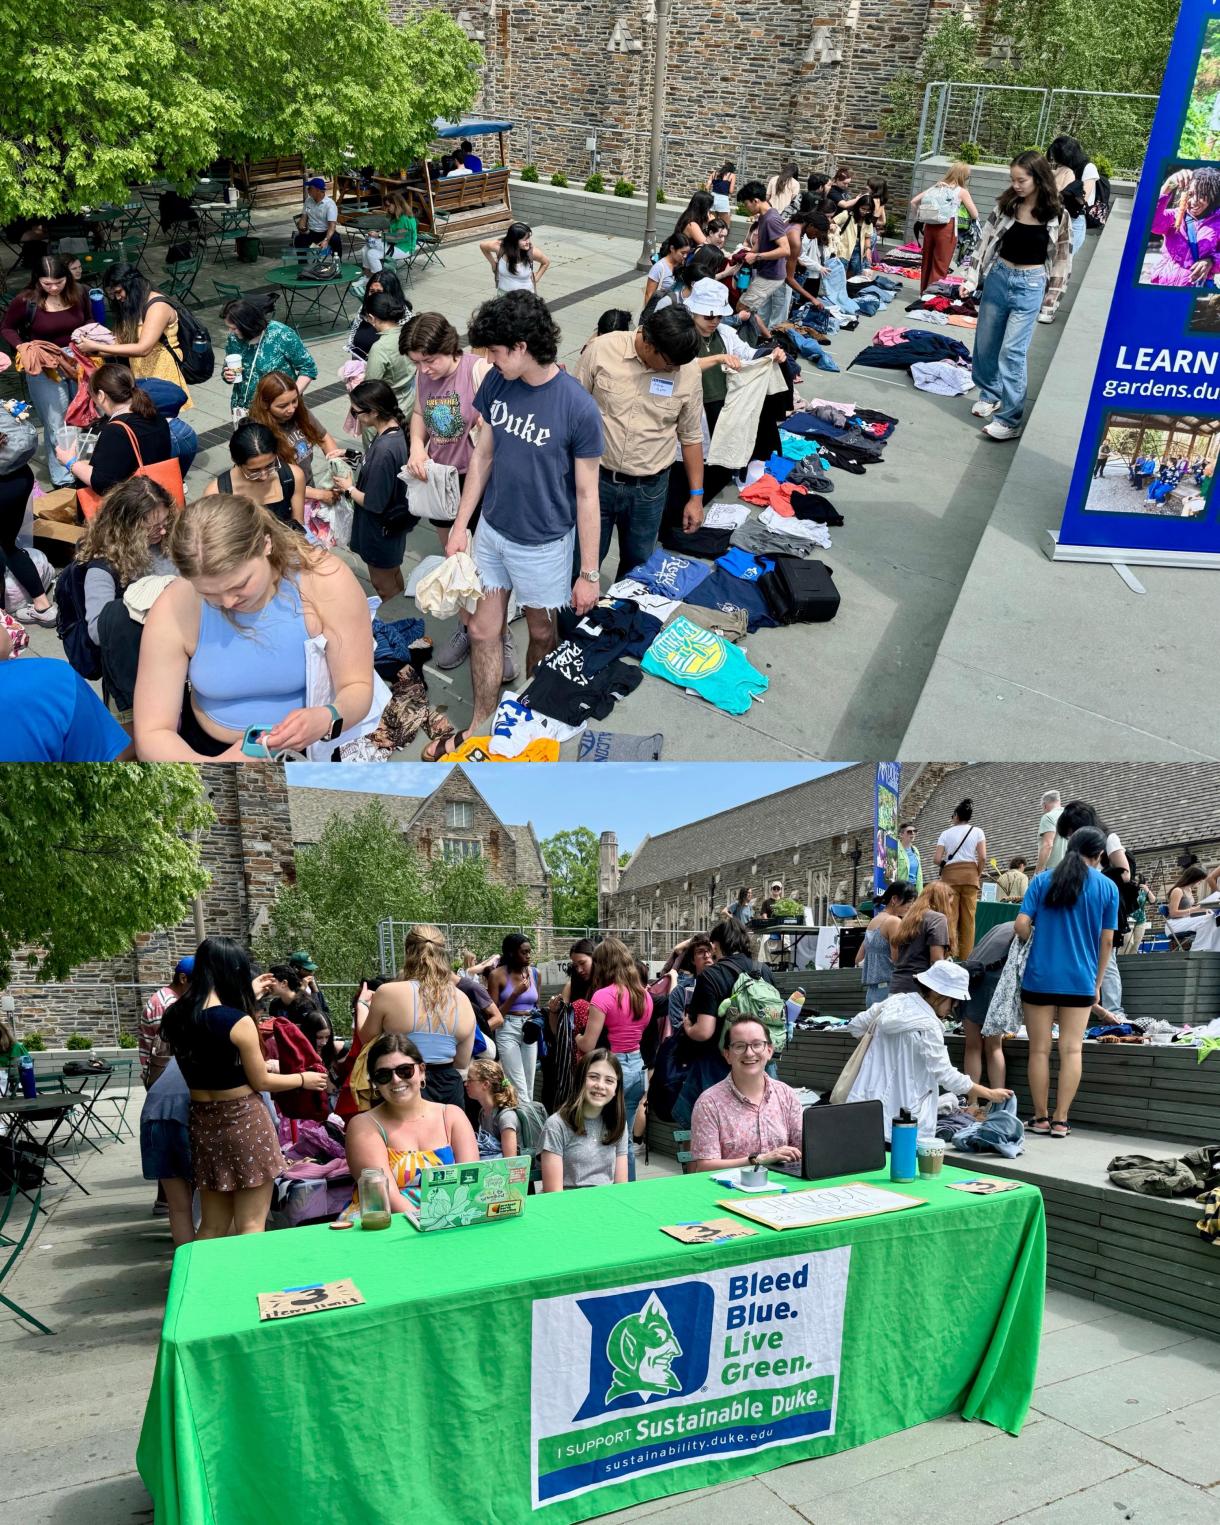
[66,1034,93,1050]
[656,189,667,204]
[118,1032,137,1050]
[550,171,568,188]
[957,141,981,164]
[23,1031,45,1052]
[1094,154,1114,179]
[585,172,605,194]
[520,164,540,183]
[613,178,635,198]
[772,897,805,918]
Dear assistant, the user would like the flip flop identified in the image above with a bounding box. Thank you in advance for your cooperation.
[421,725,467,762]
[1050,1120,1071,1138]
[1028,1117,1051,1135]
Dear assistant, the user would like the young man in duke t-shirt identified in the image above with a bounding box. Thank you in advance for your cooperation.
[427,291,603,758]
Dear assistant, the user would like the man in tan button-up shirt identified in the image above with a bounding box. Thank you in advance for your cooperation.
[575,305,705,582]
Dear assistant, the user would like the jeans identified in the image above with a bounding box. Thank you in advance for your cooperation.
[168,417,198,479]
[820,256,859,313]
[971,259,1047,428]
[25,370,74,487]
[617,1050,645,1182]
[497,1014,537,1104]
[597,468,670,583]
[1070,215,1086,255]
[1099,950,1124,1015]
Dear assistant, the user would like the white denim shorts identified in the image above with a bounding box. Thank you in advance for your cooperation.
[473,518,574,612]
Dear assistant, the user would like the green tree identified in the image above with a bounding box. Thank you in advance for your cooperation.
[541,827,600,930]
[0,0,481,221]
[0,765,212,985]
[254,801,539,1018]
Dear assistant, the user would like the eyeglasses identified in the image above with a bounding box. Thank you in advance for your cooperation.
[728,1040,769,1055]
[242,465,277,481]
[373,1062,417,1085]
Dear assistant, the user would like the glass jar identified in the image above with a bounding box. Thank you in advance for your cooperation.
[358,1167,392,1230]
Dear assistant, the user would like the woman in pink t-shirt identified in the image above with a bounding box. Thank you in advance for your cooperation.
[579,937,652,1180]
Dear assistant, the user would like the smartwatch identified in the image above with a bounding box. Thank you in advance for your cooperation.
[323,703,343,742]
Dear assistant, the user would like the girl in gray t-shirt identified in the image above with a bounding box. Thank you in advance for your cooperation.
[539,1050,628,1191]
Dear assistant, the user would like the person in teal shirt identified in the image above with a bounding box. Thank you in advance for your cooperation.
[0,1017,30,1090]
[896,822,923,893]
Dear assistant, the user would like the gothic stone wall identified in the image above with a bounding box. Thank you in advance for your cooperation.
[9,768,295,1046]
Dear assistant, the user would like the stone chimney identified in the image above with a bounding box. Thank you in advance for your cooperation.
[599,831,620,897]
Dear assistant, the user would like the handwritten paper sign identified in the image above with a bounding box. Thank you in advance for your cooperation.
[659,1218,760,1245]
[719,1182,924,1230]
[257,1279,365,1321]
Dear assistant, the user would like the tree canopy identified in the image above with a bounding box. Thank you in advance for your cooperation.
[0,765,212,985]
[254,800,540,1012]
[541,827,601,930]
[0,0,481,221]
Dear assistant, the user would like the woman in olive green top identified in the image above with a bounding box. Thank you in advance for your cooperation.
[361,292,416,444]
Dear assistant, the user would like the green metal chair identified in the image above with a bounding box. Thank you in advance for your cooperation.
[164,253,202,303]
[0,1186,54,1334]
[211,206,253,267]
[90,1057,136,1142]
[213,280,243,306]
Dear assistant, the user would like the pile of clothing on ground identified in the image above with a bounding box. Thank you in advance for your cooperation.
[904,283,981,329]
[1107,1144,1220,1242]
[849,326,975,397]
[935,1093,1025,1157]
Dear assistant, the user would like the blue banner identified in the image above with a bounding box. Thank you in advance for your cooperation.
[1055,0,1220,567]
[873,763,901,895]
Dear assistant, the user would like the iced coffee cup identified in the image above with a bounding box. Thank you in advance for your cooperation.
[917,1140,945,1178]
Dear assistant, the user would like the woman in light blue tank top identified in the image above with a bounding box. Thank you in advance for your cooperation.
[855,882,916,1007]
[132,492,376,760]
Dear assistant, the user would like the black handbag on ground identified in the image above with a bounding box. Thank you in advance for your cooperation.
[758,556,840,624]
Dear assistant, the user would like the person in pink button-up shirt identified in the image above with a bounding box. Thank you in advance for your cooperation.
[689,1015,803,1172]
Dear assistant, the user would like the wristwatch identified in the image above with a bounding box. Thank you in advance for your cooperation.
[323,703,343,742]
[578,569,599,584]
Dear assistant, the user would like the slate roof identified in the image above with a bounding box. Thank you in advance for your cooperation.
[618,764,878,891]
[913,763,1220,867]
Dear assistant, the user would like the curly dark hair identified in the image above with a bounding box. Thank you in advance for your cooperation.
[467,289,559,365]
[640,304,699,365]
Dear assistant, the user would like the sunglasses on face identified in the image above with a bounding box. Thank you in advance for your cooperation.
[373,1062,417,1085]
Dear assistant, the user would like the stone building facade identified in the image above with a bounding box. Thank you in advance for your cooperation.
[395,0,966,205]
[602,762,1220,938]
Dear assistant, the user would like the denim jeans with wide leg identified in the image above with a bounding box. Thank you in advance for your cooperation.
[971,259,1047,429]
[616,1050,645,1182]
[25,369,75,487]
[497,1015,537,1106]
[168,417,199,480]
[819,256,860,314]
[597,468,670,583]
[1099,950,1124,1015]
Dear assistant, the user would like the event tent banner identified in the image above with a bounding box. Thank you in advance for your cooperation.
[1052,0,1220,569]
[530,1248,849,1507]
[874,762,901,894]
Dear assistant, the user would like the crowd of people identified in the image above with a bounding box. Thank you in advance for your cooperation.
[1,143,1102,761]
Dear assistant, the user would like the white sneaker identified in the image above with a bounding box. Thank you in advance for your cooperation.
[971,399,999,418]
[1036,313,1055,325]
[13,601,57,627]
[982,419,1020,441]
[434,626,470,670]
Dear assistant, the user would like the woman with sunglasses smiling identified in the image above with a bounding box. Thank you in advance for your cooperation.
[343,1033,478,1215]
[204,420,305,531]
[539,1048,628,1192]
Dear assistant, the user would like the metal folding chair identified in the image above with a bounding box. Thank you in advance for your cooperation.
[164,254,202,303]
[211,206,253,266]
[90,1057,135,1141]
[1159,904,1196,952]
[0,1187,54,1334]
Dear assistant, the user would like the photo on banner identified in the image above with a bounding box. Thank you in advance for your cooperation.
[1053,0,1220,567]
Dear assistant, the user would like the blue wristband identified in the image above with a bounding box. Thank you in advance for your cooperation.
[689,488,704,497]
[65,457,78,470]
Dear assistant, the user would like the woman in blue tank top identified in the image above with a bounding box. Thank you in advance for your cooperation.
[133,492,375,759]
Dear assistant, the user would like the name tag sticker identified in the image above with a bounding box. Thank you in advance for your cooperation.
[649,376,675,397]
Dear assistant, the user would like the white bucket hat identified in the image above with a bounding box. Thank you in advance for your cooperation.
[915,961,970,1003]
[684,278,733,317]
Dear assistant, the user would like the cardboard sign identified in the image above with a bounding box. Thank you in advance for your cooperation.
[719,1182,924,1230]
[660,1218,760,1245]
[257,1279,364,1321]
[944,1179,1022,1196]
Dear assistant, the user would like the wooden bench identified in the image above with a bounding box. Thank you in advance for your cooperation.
[376,167,513,245]
[230,155,306,208]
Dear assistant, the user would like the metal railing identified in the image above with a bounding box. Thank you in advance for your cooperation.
[915,81,1157,179]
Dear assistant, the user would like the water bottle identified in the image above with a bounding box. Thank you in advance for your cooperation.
[89,288,107,325]
[784,988,805,1044]
[18,1054,36,1099]
[889,1109,918,1183]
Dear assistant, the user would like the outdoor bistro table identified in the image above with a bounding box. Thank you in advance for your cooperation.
[137,1163,1044,1525]
[263,261,361,330]
[0,1093,90,1204]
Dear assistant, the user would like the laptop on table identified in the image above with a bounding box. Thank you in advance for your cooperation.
[773,1100,886,1180]
[402,1155,530,1232]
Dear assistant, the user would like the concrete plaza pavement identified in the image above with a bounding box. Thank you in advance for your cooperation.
[6,1128,1220,1525]
[14,208,1079,761]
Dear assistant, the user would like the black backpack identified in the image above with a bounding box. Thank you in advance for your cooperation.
[54,558,113,680]
[152,297,215,385]
[758,556,841,624]
[1085,174,1111,230]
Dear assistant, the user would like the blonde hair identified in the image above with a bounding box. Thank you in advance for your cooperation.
[944,162,972,188]
[893,882,958,955]
[78,477,176,589]
[467,1057,517,1109]
[0,1018,15,1052]
[165,492,330,625]
[399,924,457,1016]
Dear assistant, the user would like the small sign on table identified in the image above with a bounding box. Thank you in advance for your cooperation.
[257,1279,364,1321]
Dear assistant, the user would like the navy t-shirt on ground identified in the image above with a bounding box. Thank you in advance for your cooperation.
[0,659,129,761]
[1020,867,1119,998]
[474,369,604,546]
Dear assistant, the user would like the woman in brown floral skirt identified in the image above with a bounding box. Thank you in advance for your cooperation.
[162,937,327,1239]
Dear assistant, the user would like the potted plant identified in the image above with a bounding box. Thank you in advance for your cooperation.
[550,171,568,188]
[520,164,540,183]
[585,172,605,194]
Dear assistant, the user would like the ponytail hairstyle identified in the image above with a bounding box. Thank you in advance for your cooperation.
[348,377,407,435]
[951,797,974,824]
[1045,826,1107,909]
[366,290,406,325]
[89,363,157,419]
[467,1057,518,1110]
[659,232,694,261]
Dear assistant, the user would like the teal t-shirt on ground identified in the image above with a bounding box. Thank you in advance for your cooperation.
[1020,867,1119,998]
[641,615,768,714]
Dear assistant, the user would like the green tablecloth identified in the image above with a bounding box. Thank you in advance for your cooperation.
[137,1164,1044,1525]
[975,900,1021,939]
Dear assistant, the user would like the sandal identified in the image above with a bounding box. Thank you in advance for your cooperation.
[1050,1120,1071,1138]
[421,725,466,762]
[1028,1117,1051,1135]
